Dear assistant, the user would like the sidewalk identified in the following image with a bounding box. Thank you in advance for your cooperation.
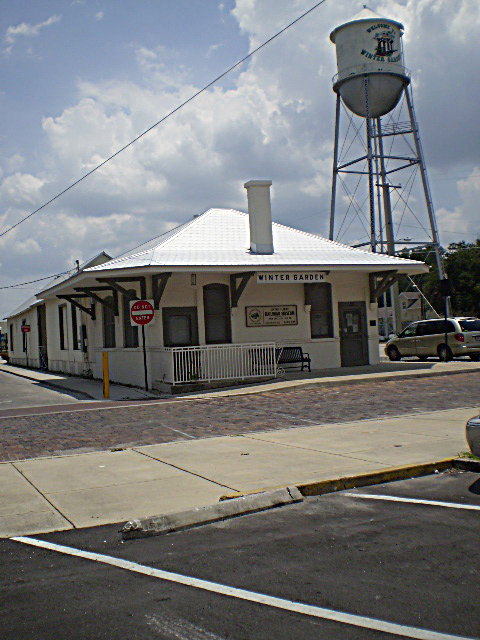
[0,362,160,401]
[1,405,476,538]
[2,359,479,401]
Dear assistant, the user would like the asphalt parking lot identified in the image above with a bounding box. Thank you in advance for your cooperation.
[2,470,479,640]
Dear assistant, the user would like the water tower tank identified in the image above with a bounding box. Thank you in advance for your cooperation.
[330,6,410,118]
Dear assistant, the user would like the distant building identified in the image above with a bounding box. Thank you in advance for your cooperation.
[377,291,438,336]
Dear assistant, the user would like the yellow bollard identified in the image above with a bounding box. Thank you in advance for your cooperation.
[102,352,109,399]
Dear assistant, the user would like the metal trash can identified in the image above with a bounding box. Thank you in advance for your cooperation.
[466,416,480,457]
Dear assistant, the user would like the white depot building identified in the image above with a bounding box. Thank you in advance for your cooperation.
[6,181,427,391]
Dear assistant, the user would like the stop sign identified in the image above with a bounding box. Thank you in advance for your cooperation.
[130,299,155,326]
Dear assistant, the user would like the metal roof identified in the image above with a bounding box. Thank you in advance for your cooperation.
[84,208,427,274]
[330,6,404,42]
[5,295,42,320]
[5,252,113,318]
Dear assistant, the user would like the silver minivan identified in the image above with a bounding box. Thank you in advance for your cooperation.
[385,317,480,361]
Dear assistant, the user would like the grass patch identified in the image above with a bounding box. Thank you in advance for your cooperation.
[458,451,480,461]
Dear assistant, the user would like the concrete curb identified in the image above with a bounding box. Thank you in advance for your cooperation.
[121,457,480,541]
[3,362,479,402]
[171,365,480,399]
[295,459,457,497]
[121,486,303,539]
[219,458,480,503]
[454,458,480,472]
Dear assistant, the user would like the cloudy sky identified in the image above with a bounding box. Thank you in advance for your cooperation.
[1,0,479,318]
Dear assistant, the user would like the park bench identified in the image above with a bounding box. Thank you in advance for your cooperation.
[275,346,311,372]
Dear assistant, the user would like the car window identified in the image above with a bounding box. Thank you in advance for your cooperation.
[425,320,455,334]
[416,323,429,336]
[458,319,480,332]
[400,324,417,338]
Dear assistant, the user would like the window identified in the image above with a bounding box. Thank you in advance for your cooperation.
[203,284,231,344]
[305,283,333,338]
[400,323,417,338]
[9,323,13,352]
[71,304,79,350]
[162,307,198,347]
[102,296,116,348]
[123,291,139,348]
[418,320,455,336]
[58,305,67,350]
[459,319,480,332]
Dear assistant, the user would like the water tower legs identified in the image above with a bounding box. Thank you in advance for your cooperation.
[328,82,451,323]
[404,87,446,281]
[329,94,341,242]
[364,77,377,253]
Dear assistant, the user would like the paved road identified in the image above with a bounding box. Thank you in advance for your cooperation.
[2,471,479,639]
[1,372,479,462]
[0,370,85,410]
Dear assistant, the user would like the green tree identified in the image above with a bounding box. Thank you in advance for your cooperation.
[398,240,480,317]
[444,240,480,316]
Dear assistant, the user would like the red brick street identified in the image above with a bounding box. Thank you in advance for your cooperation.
[1,373,478,463]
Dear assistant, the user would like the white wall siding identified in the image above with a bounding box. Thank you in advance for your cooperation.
[27,268,380,387]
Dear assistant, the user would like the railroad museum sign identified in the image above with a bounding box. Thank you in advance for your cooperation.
[246,305,298,327]
[256,271,328,284]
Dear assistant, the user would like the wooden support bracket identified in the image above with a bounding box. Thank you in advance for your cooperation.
[57,294,96,320]
[96,276,146,299]
[75,287,118,315]
[230,272,254,308]
[152,273,172,309]
[96,278,138,302]
[369,271,399,303]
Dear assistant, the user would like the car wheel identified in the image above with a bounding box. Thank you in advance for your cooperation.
[469,353,480,362]
[387,345,401,361]
[437,344,453,362]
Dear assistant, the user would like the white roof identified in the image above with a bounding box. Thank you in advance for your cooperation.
[330,6,404,42]
[85,208,426,274]
[5,295,42,320]
[6,252,113,316]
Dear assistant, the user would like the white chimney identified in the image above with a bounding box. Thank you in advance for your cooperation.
[244,180,274,254]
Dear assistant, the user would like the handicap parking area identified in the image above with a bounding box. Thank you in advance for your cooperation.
[2,469,480,639]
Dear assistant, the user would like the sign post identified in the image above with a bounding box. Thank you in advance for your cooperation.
[130,299,155,391]
[439,278,452,362]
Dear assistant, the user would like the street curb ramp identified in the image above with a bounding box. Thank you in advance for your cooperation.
[121,486,303,540]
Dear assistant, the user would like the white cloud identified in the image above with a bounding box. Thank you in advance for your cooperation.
[13,237,41,256]
[0,173,45,207]
[436,168,480,242]
[207,42,223,57]
[4,14,61,52]
[95,12,104,21]
[5,154,25,173]
[0,0,479,318]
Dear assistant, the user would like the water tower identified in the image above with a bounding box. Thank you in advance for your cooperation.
[328,6,447,321]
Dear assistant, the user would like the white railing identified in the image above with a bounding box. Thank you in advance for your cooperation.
[158,342,277,385]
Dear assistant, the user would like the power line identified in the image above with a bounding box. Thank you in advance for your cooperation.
[0,270,73,290]
[0,0,328,240]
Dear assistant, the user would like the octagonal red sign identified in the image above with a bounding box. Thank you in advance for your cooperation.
[130,299,155,326]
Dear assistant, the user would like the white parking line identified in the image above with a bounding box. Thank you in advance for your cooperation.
[343,493,480,512]
[12,536,477,640]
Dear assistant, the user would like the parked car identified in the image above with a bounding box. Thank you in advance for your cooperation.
[385,317,480,362]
